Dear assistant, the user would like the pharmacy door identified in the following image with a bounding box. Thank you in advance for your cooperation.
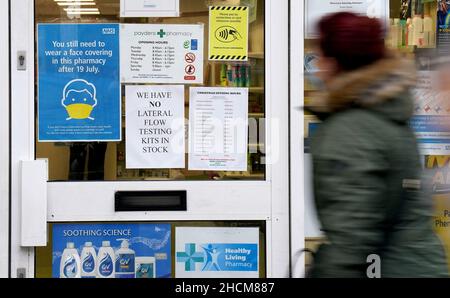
[10,0,290,278]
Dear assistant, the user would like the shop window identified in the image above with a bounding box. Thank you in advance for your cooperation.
[35,221,266,278]
[35,0,266,181]
[303,0,450,269]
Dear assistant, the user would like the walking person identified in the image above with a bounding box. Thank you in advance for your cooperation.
[306,12,449,278]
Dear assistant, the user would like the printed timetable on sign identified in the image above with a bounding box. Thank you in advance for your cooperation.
[120,24,204,84]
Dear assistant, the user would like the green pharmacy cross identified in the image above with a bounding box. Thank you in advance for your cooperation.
[177,243,205,272]
[157,29,166,38]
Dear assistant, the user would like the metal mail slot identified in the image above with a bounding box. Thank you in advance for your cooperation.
[115,191,187,212]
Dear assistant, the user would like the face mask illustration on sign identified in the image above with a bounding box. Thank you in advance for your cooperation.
[61,79,98,120]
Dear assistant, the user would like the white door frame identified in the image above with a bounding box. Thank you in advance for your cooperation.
[11,0,35,278]
[289,0,305,278]
[10,0,291,278]
[0,0,10,279]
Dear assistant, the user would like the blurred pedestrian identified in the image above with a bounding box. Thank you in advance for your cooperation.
[306,12,449,278]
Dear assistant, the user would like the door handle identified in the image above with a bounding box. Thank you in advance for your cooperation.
[17,51,26,71]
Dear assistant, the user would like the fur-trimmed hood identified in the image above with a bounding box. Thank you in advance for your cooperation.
[306,56,417,123]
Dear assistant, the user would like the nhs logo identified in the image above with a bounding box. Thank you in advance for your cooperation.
[102,28,116,35]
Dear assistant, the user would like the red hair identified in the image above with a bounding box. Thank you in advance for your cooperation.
[318,12,386,71]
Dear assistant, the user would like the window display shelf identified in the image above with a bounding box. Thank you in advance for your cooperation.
[249,112,264,118]
[214,85,264,93]
[222,173,265,180]
[249,87,264,93]
[249,52,264,59]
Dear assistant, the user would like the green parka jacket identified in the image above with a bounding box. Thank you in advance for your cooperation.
[308,56,449,278]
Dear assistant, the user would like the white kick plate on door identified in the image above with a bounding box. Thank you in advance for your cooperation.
[20,160,48,247]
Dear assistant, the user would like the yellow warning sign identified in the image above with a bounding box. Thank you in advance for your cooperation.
[209,6,249,61]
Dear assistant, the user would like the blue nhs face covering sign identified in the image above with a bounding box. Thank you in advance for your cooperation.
[38,24,121,142]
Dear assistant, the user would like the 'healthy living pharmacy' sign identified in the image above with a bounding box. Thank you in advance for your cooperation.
[175,227,259,278]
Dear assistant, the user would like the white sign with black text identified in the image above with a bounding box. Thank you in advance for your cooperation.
[126,85,185,169]
[305,0,389,38]
[189,87,248,171]
[120,24,204,84]
[121,0,180,17]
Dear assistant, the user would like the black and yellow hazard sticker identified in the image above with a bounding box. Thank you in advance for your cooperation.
[209,6,249,61]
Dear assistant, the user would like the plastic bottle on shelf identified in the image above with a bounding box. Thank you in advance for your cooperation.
[406,18,414,46]
[220,64,228,86]
[245,65,251,87]
[80,242,97,278]
[400,19,407,47]
[412,15,424,46]
[232,65,239,87]
[115,239,136,278]
[60,242,81,278]
[226,64,233,86]
[239,65,246,87]
[386,19,393,48]
[391,19,400,48]
[96,241,115,278]
[424,14,434,47]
